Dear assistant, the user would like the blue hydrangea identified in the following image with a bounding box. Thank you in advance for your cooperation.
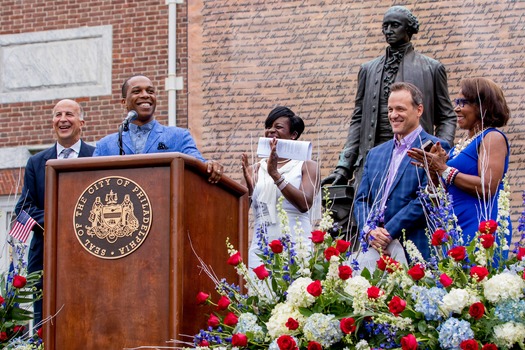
[235,313,265,342]
[438,318,474,350]
[410,285,446,321]
[495,300,525,323]
[303,313,344,347]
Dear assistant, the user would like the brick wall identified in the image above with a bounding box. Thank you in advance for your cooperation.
[0,0,190,147]
[0,0,190,195]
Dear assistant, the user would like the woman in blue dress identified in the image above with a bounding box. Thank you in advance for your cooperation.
[409,77,511,247]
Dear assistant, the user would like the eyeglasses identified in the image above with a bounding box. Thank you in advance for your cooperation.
[454,98,470,108]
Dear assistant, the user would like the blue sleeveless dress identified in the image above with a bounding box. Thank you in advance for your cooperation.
[447,128,511,248]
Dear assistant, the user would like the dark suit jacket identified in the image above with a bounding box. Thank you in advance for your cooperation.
[353,130,450,259]
[15,140,95,274]
[337,44,456,185]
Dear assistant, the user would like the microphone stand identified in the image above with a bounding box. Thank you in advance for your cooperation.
[118,120,131,156]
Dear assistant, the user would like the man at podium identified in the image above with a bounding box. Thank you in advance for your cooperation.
[93,74,223,183]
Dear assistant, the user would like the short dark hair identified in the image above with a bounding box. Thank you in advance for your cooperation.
[390,82,423,107]
[385,6,419,37]
[121,74,148,98]
[460,78,510,127]
[265,106,305,139]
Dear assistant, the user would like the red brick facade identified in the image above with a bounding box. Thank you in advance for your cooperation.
[0,1,190,195]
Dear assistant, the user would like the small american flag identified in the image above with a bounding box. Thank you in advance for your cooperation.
[9,210,37,243]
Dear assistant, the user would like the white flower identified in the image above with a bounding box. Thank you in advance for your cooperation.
[344,275,371,297]
[355,340,371,350]
[493,321,525,348]
[286,277,316,308]
[483,272,525,303]
[266,302,306,339]
[326,255,341,280]
[441,288,478,315]
[344,275,372,313]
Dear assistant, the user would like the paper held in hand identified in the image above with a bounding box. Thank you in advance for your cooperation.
[257,137,312,161]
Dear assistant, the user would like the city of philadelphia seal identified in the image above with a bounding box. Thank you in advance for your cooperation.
[73,176,152,259]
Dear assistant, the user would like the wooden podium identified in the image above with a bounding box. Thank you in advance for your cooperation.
[43,153,248,349]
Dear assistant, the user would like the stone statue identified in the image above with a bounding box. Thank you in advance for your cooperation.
[322,6,456,189]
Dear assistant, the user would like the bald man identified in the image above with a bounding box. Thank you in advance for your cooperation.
[14,99,95,326]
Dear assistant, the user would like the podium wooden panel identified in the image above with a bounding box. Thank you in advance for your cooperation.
[43,153,248,349]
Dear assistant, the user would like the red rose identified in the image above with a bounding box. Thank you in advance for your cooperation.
[469,302,485,320]
[479,234,495,249]
[307,341,323,350]
[377,255,388,271]
[338,265,353,280]
[199,340,209,347]
[336,239,351,253]
[340,317,356,334]
[388,296,407,316]
[217,295,231,310]
[367,286,383,299]
[0,332,7,341]
[227,252,242,265]
[401,334,418,350]
[407,264,425,281]
[232,333,248,347]
[311,230,326,244]
[470,266,489,282]
[376,255,399,273]
[460,339,478,350]
[0,295,4,304]
[479,220,498,234]
[307,280,322,297]
[13,325,25,334]
[277,335,298,350]
[431,228,449,246]
[196,291,210,305]
[37,327,43,339]
[285,317,299,330]
[324,247,340,261]
[207,313,220,328]
[224,312,239,326]
[269,239,284,253]
[440,273,454,287]
[482,344,498,350]
[448,246,467,261]
[517,247,525,261]
[12,275,27,288]
[253,264,270,280]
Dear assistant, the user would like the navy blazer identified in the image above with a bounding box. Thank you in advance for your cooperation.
[93,120,206,162]
[354,130,450,259]
[15,140,95,273]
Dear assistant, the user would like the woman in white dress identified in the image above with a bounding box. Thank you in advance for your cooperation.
[241,107,319,269]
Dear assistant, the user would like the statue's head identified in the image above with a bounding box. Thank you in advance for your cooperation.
[382,6,419,47]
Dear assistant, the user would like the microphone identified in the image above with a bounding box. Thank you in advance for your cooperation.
[122,110,138,131]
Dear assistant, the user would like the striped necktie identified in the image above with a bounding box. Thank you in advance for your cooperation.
[61,148,73,159]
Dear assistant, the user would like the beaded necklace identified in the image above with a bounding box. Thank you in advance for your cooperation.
[452,128,487,157]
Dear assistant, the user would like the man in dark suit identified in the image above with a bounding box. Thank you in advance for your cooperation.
[354,82,450,260]
[322,6,456,189]
[15,99,95,326]
[93,74,223,183]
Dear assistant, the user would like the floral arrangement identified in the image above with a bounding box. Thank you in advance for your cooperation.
[191,187,525,350]
[0,241,43,350]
